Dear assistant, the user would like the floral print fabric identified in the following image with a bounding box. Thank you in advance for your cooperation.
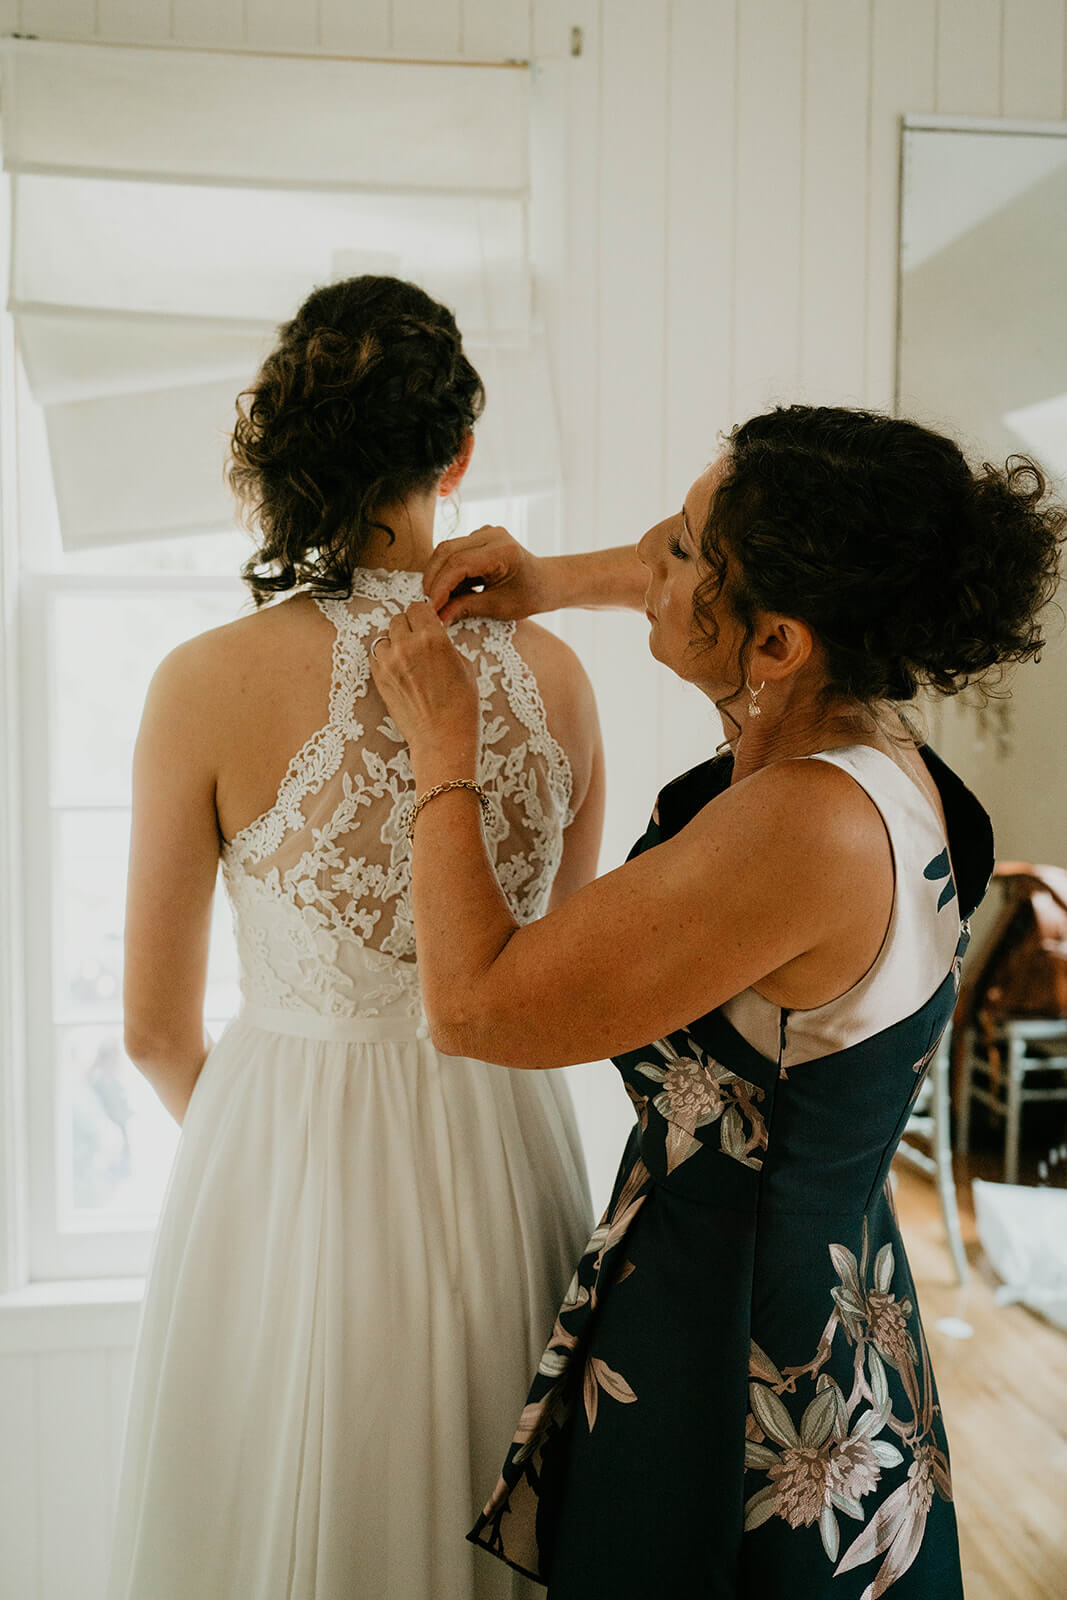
[745,1219,953,1597]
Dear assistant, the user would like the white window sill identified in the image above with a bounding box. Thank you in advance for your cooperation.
[0,1278,144,1353]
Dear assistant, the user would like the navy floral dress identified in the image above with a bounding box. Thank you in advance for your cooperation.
[469,746,991,1598]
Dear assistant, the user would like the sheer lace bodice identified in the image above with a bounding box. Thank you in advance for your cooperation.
[220,568,574,1022]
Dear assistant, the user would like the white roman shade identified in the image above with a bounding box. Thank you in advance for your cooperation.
[1,38,558,549]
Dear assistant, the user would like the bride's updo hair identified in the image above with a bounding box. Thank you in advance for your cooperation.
[230,275,485,605]
[697,404,1065,706]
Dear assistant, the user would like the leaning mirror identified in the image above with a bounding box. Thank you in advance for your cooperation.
[897,115,1067,868]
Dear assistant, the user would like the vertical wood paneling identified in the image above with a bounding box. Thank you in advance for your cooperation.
[320,0,391,54]
[537,0,601,561]
[39,1349,111,1600]
[529,0,598,540]
[245,0,319,52]
[97,0,171,40]
[800,0,871,404]
[108,1344,134,1529]
[865,0,937,408]
[732,0,805,420]
[20,0,95,34]
[170,0,246,47]
[529,0,603,855]
[595,0,669,865]
[528,60,568,500]
[0,1356,39,1598]
[597,0,668,524]
[392,0,462,58]
[663,0,737,490]
[936,0,1003,113]
[1001,0,1066,117]
[0,1,21,31]
[532,0,574,57]
[462,0,529,60]
[658,0,737,783]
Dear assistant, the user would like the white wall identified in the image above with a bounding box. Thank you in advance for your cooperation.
[2,3,1066,1596]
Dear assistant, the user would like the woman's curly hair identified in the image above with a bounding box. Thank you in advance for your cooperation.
[694,405,1066,713]
[230,276,485,605]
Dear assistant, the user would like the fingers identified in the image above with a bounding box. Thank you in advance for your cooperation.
[421,532,485,608]
[368,602,451,706]
[438,591,498,626]
[369,603,445,677]
[404,598,445,635]
[422,529,509,613]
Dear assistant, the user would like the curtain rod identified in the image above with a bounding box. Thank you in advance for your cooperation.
[3,33,530,72]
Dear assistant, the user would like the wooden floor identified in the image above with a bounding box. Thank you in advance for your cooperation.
[893,1157,1067,1600]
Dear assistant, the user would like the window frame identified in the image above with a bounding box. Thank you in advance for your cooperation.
[20,572,243,1282]
[0,295,30,1298]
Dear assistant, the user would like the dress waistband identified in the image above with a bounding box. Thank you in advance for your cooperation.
[238,1004,430,1044]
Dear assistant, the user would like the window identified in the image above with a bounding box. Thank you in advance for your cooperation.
[0,37,558,1283]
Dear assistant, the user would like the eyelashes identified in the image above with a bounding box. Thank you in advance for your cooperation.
[668,533,688,560]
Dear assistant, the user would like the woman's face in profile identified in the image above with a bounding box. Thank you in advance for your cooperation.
[637,453,743,696]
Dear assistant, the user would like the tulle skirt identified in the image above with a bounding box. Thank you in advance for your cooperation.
[106,1011,592,1600]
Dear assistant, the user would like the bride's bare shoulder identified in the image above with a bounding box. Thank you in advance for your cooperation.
[174,591,323,663]
[146,592,329,730]
[508,619,592,699]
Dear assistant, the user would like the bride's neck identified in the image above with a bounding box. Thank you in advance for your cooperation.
[357,488,439,572]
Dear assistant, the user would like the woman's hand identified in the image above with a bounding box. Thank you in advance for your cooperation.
[422,526,555,624]
[368,600,480,776]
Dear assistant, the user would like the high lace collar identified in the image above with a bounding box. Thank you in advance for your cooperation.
[344,567,427,603]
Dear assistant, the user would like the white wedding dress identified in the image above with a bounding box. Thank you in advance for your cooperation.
[107,568,593,1600]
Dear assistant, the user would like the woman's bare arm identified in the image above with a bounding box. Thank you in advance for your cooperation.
[422,527,647,625]
[370,602,890,1070]
[124,639,220,1123]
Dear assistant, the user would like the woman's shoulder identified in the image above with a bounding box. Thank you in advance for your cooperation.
[164,590,320,664]
[145,593,331,746]
[509,618,592,696]
[692,754,892,864]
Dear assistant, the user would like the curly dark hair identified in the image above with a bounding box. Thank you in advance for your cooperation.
[229,276,485,605]
[693,405,1066,712]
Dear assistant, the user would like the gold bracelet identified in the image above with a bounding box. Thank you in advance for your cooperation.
[406,780,493,845]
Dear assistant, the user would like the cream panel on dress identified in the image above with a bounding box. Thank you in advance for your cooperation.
[721,745,963,1069]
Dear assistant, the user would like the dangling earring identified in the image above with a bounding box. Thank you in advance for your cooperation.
[746,679,766,719]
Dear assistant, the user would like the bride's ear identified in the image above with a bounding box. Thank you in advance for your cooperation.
[438,433,475,497]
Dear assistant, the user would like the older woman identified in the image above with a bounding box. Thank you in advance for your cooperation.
[369,405,1064,1599]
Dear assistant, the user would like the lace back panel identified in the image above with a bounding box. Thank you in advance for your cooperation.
[220,569,574,1021]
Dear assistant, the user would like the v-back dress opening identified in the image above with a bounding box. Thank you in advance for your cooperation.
[107,568,593,1600]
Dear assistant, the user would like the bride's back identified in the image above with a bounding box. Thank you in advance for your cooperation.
[179,273,603,1024]
[210,568,596,1023]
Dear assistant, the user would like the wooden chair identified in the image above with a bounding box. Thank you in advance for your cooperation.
[956,1016,1067,1186]
[952,861,1067,1187]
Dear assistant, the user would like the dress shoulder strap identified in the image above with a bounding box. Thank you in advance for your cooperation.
[721,744,962,1067]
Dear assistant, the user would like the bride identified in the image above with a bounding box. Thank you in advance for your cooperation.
[108,275,600,1600]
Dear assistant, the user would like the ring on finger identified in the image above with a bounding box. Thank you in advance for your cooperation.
[369,634,389,659]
